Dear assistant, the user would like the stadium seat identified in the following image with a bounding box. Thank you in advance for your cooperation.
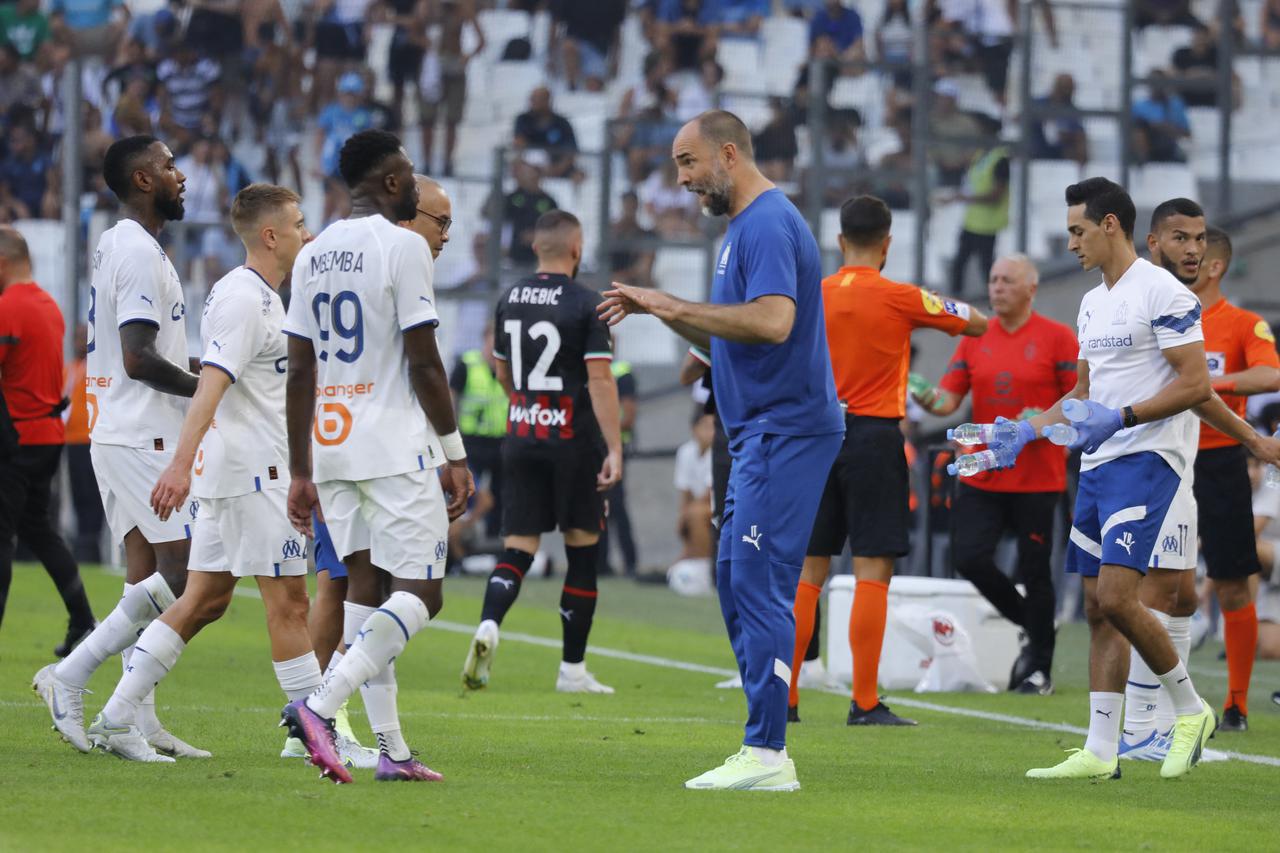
[613,314,677,366]
[653,246,709,302]
[476,9,532,65]
[1129,163,1197,208]
[487,62,546,124]
[717,38,766,97]
[760,16,808,96]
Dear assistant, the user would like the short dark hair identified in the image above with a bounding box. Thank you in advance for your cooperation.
[535,209,580,234]
[1149,197,1204,234]
[1065,177,1136,238]
[338,129,404,189]
[695,110,754,161]
[103,134,160,201]
[839,195,892,247]
[1205,225,1233,272]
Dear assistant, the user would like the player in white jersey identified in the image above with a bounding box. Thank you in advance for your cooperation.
[279,130,473,784]
[284,173,457,763]
[33,135,206,759]
[989,177,1218,780]
[1119,203,1280,759]
[76,184,362,765]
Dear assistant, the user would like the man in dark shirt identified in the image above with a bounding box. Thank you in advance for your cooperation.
[503,158,559,266]
[513,87,580,178]
[0,124,53,219]
[1172,24,1226,108]
[461,210,623,695]
[0,226,96,652]
[551,0,626,92]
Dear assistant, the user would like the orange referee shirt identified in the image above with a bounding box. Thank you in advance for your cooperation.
[823,266,969,418]
[1201,298,1280,450]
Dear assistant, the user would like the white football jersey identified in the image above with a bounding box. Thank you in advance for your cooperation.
[1076,257,1204,477]
[85,218,189,448]
[282,215,444,482]
[192,267,290,499]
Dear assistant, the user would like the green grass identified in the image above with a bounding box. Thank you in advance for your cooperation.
[3,564,1280,852]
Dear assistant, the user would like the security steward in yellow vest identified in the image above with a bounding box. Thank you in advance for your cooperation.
[450,336,509,538]
[948,134,1010,297]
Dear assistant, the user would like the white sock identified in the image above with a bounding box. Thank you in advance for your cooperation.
[362,662,409,760]
[343,601,375,649]
[559,660,585,678]
[273,652,323,701]
[1157,661,1202,717]
[750,746,786,767]
[102,620,185,726]
[1084,691,1123,762]
[56,575,174,687]
[122,645,162,736]
[307,592,430,720]
[324,649,343,681]
[1124,608,1166,741]
[1156,614,1192,732]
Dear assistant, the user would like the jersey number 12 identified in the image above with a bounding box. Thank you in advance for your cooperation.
[504,319,563,392]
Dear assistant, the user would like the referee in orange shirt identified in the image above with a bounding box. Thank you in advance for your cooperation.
[1190,226,1279,731]
[788,196,987,725]
[0,226,96,650]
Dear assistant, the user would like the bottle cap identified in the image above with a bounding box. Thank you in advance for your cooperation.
[946,428,955,440]
[946,463,958,476]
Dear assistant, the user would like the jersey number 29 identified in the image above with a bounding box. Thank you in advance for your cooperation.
[504,320,563,392]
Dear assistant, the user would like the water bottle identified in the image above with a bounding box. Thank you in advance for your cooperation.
[1043,423,1079,446]
[1062,398,1089,423]
[1265,465,1280,489]
[947,421,1022,446]
[947,445,1017,477]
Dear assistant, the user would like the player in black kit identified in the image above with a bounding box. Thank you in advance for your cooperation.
[461,210,624,694]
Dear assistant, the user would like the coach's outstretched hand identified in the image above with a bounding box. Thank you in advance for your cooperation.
[287,477,320,537]
[599,282,681,326]
[1066,400,1124,454]
[440,460,475,522]
[151,462,192,521]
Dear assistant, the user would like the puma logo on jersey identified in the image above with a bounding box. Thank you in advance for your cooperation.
[490,577,515,590]
[419,296,432,303]
[742,525,763,551]
[139,294,154,306]
[210,340,224,352]
[1115,531,1135,555]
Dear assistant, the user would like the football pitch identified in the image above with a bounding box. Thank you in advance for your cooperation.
[3,564,1280,852]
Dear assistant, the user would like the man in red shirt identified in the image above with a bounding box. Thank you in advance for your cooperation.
[0,226,96,651]
[913,253,1078,693]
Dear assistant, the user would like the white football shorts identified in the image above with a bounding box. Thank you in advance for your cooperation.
[1149,477,1198,571]
[91,443,197,545]
[317,468,448,580]
[188,489,308,578]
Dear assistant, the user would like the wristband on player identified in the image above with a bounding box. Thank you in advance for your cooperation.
[440,430,467,462]
[1122,405,1138,429]
[1212,379,1238,394]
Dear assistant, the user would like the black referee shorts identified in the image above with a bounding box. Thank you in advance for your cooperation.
[807,416,910,558]
[501,442,605,537]
[1193,444,1261,580]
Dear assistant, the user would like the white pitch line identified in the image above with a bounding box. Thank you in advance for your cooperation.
[226,587,1280,768]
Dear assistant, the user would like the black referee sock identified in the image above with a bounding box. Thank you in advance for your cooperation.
[480,549,534,625]
[560,543,600,664]
[805,600,822,662]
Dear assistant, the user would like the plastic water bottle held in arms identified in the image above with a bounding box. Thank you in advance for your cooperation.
[1043,423,1078,446]
[1266,429,1280,488]
[1062,398,1089,423]
[948,445,1017,477]
[947,422,1022,446]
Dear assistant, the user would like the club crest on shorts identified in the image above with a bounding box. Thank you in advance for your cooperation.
[435,540,447,561]
[282,537,304,560]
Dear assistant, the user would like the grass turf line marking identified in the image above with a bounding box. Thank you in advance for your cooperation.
[228,587,1280,768]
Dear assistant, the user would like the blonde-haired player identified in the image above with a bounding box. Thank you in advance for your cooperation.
[86,184,332,762]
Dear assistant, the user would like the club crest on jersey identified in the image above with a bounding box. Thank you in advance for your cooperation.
[717,242,732,274]
[1111,301,1128,325]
